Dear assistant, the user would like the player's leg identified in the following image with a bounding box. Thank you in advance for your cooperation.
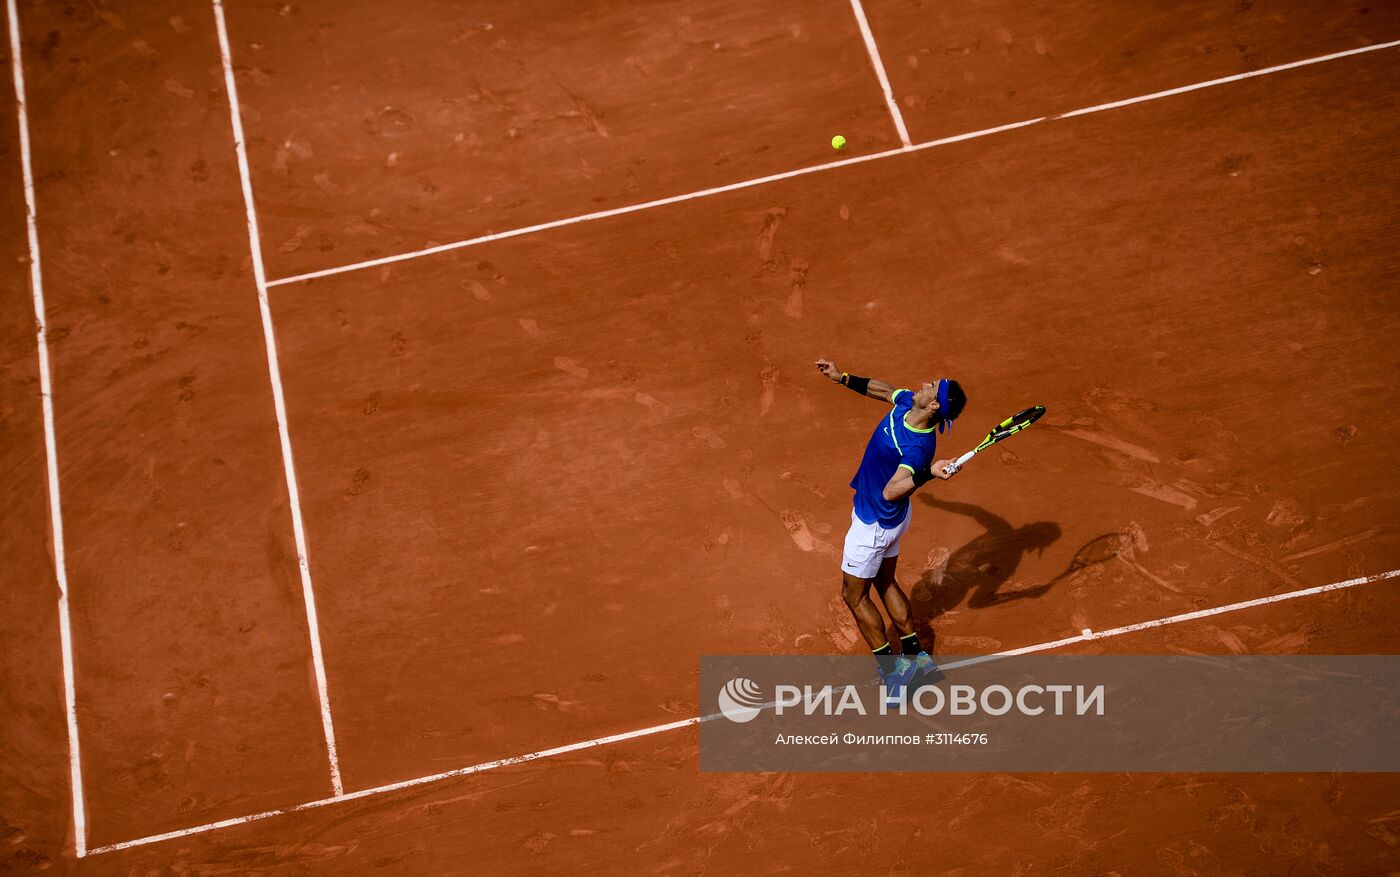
[871,507,925,656]
[843,570,911,705]
[841,572,890,650]
[841,514,914,707]
[872,555,915,641]
[874,557,931,668]
[840,512,898,657]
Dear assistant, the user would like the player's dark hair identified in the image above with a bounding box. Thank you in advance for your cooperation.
[941,380,967,425]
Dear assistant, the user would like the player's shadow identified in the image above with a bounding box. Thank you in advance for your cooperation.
[904,496,1062,639]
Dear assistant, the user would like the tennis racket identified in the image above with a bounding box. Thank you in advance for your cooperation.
[943,405,1046,475]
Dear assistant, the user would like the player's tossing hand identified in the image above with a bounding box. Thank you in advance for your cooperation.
[815,358,843,382]
[932,459,957,479]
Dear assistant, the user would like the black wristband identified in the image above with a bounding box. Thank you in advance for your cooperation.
[845,374,870,396]
[912,466,934,487]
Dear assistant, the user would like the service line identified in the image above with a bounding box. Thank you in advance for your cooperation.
[264,38,1400,289]
[87,567,1400,856]
[6,0,89,856]
[211,0,343,795]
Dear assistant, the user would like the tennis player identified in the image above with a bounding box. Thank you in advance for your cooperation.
[815,359,966,687]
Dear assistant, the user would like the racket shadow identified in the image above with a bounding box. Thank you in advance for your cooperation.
[902,496,1063,644]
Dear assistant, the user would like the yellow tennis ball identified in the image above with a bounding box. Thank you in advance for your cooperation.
[831,134,847,151]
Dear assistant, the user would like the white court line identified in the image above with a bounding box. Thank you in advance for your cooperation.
[211,0,343,796]
[264,38,1400,289]
[1056,39,1400,118]
[6,0,89,856]
[847,0,911,146]
[264,140,908,287]
[942,567,1400,669]
[86,567,1399,856]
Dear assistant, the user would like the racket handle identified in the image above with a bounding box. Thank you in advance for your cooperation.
[943,449,976,476]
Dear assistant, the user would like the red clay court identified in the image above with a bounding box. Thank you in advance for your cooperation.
[3,0,1399,873]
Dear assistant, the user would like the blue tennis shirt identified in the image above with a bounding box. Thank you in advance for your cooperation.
[850,389,937,527]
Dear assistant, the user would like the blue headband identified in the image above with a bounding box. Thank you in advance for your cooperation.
[937,379,952,434]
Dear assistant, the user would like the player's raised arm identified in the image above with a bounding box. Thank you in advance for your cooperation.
[814,359,897,402]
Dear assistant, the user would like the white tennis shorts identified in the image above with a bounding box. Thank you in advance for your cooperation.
[841,506,912,579]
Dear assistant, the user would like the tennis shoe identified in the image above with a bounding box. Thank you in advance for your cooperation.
[906,651,944,690]
[879,658,917,709]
